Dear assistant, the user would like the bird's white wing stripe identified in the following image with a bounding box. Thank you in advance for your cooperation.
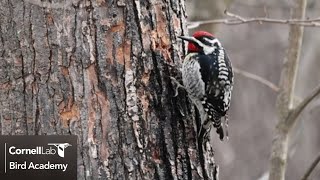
[218,75,228,80]
[219,67,228,71]
[220,71,229,76]
[217,49,231,84]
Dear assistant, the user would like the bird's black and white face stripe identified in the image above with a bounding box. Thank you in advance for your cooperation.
[195,36,223,55]
[200,36,222,49]
[179,35,223,55]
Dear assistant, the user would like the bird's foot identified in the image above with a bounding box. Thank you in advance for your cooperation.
[170,76,186,97]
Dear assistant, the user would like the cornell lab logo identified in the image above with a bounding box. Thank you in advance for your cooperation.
[0,135,77,179]
[48,143,72,158]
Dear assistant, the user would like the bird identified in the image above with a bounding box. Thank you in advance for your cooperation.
[178,31,234,143]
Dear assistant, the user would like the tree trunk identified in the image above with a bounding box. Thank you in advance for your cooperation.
[0,0,218,179]
[269,0,307,180]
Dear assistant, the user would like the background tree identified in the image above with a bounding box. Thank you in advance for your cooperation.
[0,0,219,179]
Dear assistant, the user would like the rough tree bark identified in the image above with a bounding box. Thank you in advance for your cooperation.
[0,0,218,179]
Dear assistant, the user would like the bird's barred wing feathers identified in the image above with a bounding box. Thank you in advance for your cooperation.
[197,49,233,114]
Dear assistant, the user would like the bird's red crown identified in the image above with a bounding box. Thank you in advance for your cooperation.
[192,31,214,38]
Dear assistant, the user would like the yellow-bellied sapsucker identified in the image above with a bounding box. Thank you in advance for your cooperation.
[179,31,234,142]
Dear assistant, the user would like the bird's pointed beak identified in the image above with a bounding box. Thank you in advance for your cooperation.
[178,35,197,43]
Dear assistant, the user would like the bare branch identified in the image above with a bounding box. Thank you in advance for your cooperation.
[187,10,320,29]
[301,152,320,180]
[286,83,320,128]
[269,0,307,179]
[224,10,248,22]
[233,67,279,92]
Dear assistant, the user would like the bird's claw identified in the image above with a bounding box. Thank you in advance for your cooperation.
[170,77,185,97]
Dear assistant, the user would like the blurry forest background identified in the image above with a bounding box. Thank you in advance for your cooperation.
[186,0,320,179]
